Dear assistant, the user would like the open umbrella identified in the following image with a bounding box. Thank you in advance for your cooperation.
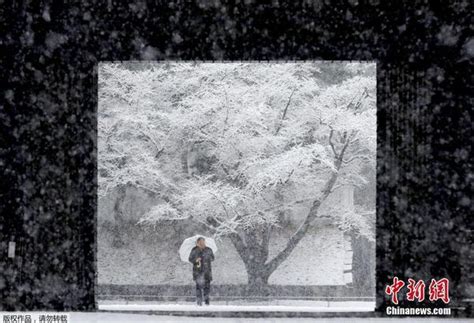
[179,235,218,262]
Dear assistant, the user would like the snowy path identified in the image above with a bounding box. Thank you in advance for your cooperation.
[72,312,471,323]
[98,301,375,313]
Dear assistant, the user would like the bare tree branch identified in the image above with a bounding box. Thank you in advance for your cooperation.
[343,155,372,164]
[264,133,352,274]
[275,89,296,135]
[228,231,249,262]
[329,129,337,156]
[137,128,164,158]
[261,224,271,254]
[223,88,230,127]
[135,184,160,195]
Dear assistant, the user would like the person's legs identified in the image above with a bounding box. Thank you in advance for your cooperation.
[203,279,211,305]
[196,276,204,305]
[195,283,202,305]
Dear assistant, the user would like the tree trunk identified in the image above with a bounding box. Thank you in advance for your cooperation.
[228,228,271,293]
[248,271,269,285]
[244,240,271,295]
[351,232,375,295]
[112,185,127,248]
[247,270,270,295]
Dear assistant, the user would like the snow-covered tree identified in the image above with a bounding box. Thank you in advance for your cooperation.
[98,62,376,287]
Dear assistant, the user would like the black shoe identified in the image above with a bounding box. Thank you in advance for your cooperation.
[205,301,210,305]
[197,301,202,306]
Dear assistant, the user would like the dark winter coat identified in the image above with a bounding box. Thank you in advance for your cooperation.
[188,246,215,281]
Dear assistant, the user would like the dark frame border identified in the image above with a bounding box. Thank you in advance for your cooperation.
[1,0,471,317]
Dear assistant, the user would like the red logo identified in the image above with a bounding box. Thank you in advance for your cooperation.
[385,277,405,305]
[429,278,450,304]
[407,279,426,302]
[385,277,450,304]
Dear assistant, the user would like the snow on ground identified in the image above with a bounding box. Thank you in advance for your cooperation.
[97,301,375,312]
[98,224,346,286]
[71,312,471,323]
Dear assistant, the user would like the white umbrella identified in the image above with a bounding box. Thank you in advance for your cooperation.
[179,235,218,262]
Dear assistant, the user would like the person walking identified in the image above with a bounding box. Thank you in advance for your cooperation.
[188,237,215,306]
